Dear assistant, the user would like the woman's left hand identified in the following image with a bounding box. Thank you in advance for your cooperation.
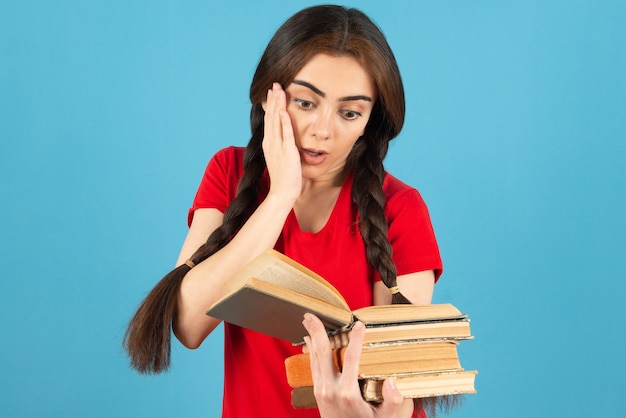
[302,313,405,418]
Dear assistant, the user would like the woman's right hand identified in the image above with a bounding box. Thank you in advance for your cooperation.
[302,314,406,418]
[262,82,302,203]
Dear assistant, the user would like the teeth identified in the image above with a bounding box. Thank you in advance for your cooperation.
[305,150,321,156]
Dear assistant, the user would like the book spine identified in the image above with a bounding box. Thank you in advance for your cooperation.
[290,370,478,408]
[284,342,462,388]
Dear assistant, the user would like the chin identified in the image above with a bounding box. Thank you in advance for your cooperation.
[301,164,345,183]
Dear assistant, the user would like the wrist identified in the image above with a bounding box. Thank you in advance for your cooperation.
[265,188,299,210]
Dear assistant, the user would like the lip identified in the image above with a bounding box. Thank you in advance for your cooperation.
[299,147,328,166]
[302,147,327,155]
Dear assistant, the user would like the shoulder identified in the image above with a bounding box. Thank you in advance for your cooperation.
[203,146,246,180]
[381,172,434,226]
[381,172,442,280]
[221,146,246,159]
[382,172,427,208]
[189,146,247,223]
[210,146,246,167]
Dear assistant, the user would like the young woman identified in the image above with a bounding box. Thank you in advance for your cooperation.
[125,5,442,417]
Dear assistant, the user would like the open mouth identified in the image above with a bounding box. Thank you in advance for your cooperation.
[300,148,328,165]
[303,149,324,157]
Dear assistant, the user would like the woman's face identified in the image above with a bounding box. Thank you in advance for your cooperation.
[285,53,377,183]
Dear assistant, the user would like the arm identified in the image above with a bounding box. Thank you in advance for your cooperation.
[373,270,435,306]
[175,208,224,267]
[172,208,224,344]
[174,83,302,349]
[174,192,296,348]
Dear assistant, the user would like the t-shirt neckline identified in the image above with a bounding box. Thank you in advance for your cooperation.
[287,173,353,236]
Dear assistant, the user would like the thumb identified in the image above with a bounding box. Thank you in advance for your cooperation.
[376,377,404,416]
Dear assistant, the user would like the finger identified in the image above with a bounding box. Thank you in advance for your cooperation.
[264,84,281,131]
[279,109,295,147]
[273,82,287,109]
[302,313,337,383]
[263,87,275,141]
[269,85,282,137]
[272,84,291,142]
[339,321,365,384]
[377,377,404,416]
[301,331,342,353]
[273,84,291,145]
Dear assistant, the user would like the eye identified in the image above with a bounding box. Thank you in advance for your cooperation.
[340,110,362,120]
[294,98,315,110]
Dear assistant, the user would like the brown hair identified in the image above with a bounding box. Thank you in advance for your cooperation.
[124,4,411,374]
[249,5,410,303]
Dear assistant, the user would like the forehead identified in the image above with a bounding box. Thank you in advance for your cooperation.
[290,53,376,97]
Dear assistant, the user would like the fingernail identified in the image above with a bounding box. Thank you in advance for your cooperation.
[353,321,364,331]
[388,377,397,390]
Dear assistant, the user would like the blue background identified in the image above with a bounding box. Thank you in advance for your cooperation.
[1,1,624,417]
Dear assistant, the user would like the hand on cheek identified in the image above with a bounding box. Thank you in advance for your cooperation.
[262,83,302,202]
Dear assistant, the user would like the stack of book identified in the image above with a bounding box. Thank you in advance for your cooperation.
[205,250,477,408]
[284,304,476,408]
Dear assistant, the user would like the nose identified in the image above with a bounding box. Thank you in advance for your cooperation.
[311,110,333,140]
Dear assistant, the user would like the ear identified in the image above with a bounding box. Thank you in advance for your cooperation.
[261,101,267,112]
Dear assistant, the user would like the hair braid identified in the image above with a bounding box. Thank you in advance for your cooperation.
[349,135,411,305]
[186,139,266,266]
[123,134,265,374]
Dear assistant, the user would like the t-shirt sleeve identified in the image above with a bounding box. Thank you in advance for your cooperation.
[187,146,243,226]
[385,187,443,282]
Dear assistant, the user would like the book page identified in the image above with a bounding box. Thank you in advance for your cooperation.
[352,303,466,325]
[207,280,353,342]
[224,250,349,310]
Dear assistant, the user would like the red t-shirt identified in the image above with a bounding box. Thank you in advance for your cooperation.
[189,146,442,418]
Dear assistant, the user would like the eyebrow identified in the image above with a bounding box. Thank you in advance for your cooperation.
[291,80,372,102]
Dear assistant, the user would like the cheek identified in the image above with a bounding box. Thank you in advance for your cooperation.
[341,110,371,139]
[334,132,362,158]
[338,120,368,144]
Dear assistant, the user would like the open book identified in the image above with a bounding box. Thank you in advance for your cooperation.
[205,250,468,344]
[206,250,477,405]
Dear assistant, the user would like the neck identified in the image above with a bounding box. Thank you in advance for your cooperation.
[300,166,351,193]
